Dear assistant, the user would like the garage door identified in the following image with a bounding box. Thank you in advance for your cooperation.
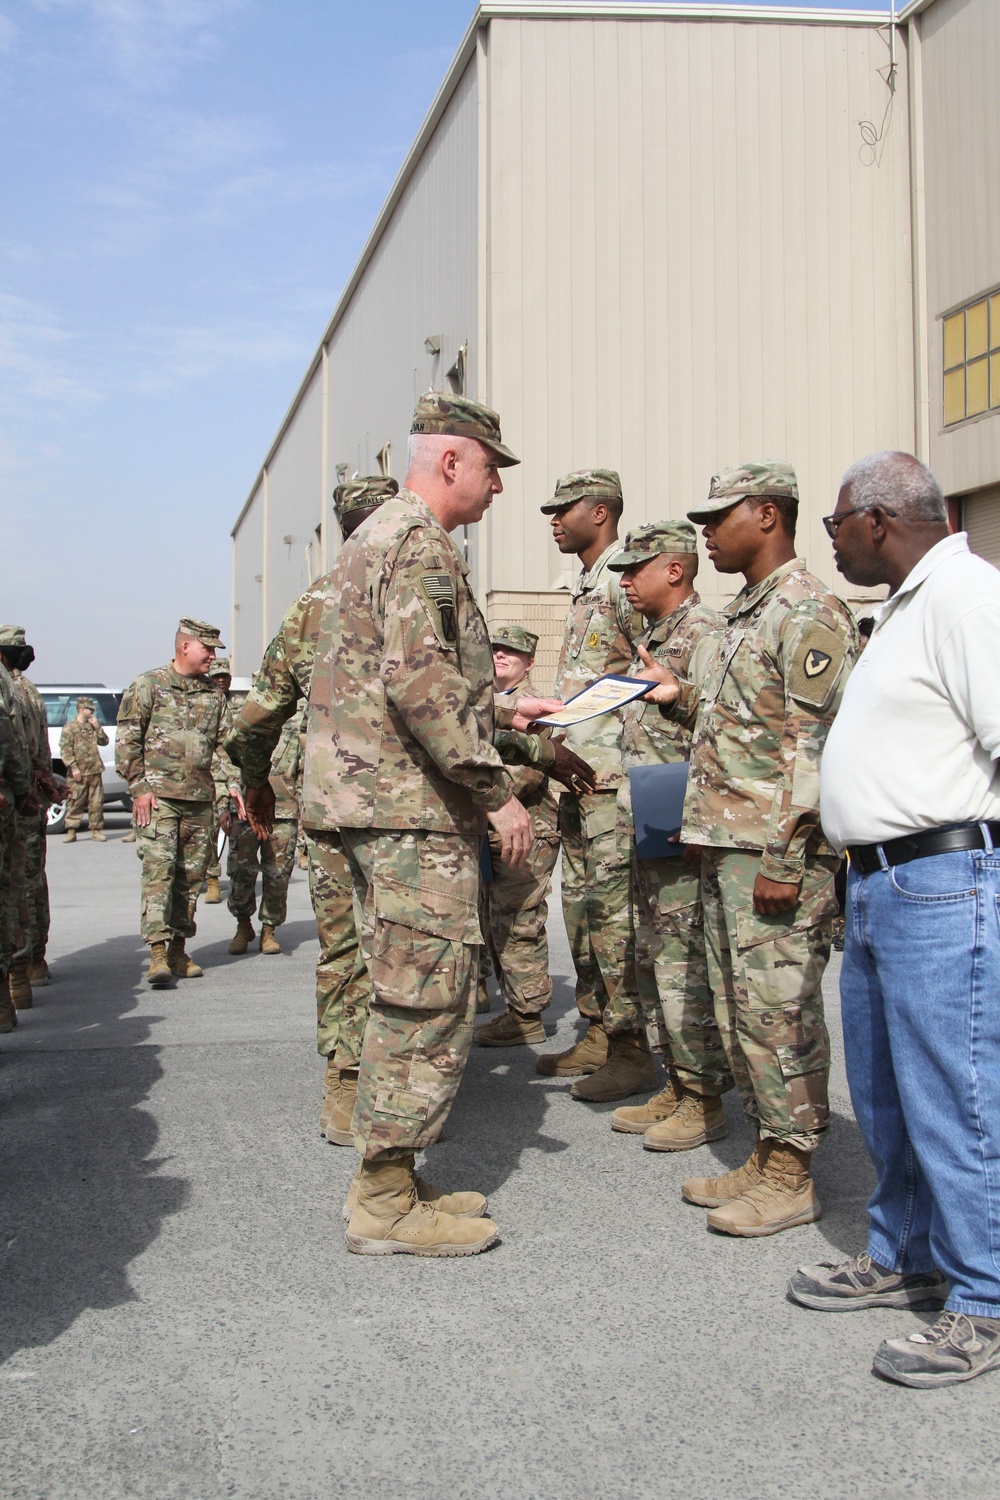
[963,484,1000,567]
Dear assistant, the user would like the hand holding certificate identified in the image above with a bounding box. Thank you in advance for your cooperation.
[533,674,653,728]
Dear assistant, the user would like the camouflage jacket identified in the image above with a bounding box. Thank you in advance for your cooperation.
[116,664,238,803]
[554,541,640,791]
[496,675,559,839]
[675,558,857,884]
[269,706,305,820]
[13,673,51,774]
[59,717,108,777]
[302,489,513,834]
[0,662,31,804]
[617,592,723,839]
[213,692,246,807]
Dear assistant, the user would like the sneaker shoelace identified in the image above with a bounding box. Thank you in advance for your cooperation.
[909,1311,977,1349]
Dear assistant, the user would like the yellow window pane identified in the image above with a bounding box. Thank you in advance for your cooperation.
[992,352,1000,409]
[944,312,965,370]
[944,367,966,425]
[967,300,989,360]
[967,358,989,417]
[991,295,1000,351]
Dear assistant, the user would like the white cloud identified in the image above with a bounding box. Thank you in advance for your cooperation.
[31,0,248,93]
[0,11,17,53]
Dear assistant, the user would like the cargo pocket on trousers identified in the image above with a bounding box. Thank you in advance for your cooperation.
[774,1029,830,1134]
[369,920,463,1012]
[371,1084,432,1124]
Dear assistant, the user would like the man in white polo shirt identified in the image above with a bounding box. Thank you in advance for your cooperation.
[788,450,1000,1389]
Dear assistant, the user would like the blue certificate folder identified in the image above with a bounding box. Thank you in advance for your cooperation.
[629,761,690,859]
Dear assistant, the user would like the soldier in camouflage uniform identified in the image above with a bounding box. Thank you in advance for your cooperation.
[226,476,399,1146]
[597,525,733,1147]
[203,657,237,902]
[474,626,563,1048]
[0,654,34,1032]
[642,464,857,1236]
[116,618,237,988]
[226,705,303,956]
[60,696,108,841]
[0,626,59,1007]
[534,469,653,1103]
[304,392,562,1257]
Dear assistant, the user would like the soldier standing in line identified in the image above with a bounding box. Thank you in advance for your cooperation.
[59,697,108,843]
[116,618,237,989]
[226,703,304,957]
[474,625,572,1047]
[641,464,857,1236]
[534,469,653,1104]
[0,653,34,1033]
[0,627,60,1008]
[602,524,733,1147]
[203,656,238,903]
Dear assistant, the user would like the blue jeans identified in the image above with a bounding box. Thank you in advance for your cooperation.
[842,847,1000,1316]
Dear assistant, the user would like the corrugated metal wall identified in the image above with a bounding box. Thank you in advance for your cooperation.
[964,484,1000,568]
[481,15,915,614]
[262,367,325,639]
[919,0,1000,498]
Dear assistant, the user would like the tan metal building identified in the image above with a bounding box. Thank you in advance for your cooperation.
[231,0,1000,688]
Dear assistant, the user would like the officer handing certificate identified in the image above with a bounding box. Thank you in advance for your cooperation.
[533,674,651,728]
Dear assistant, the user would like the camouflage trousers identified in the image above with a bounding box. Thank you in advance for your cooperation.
[559,793,642,1036]
[341,826,482,1163]
[65,773,103,831]
[0,802,14,976]
[632,851,732,1095]
[206,805,222,881]
[135,797,214,944]
[304,828,370,1067]
[479,829,560,1015]
[699,848,838,1151]
[23,812,49,961]
[227,817,297,927]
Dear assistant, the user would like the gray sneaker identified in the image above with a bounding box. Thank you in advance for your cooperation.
[788,1252,949,1312]
[873,1310,1000,1388]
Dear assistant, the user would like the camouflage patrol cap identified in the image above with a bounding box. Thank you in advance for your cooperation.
[540,469,623,515]
[490,624,539,656]
[76,696,96,711]
[208,657,232,679]
[177,617,225,650]
[609,521,698,569]
[410,391,520,467]
[687,462,799,521]
[333,475,399,517]
[0,625,26,647]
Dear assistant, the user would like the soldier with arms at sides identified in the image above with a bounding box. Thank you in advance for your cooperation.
[60,696,108,843]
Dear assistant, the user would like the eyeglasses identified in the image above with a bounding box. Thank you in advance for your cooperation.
[822,505,897,539]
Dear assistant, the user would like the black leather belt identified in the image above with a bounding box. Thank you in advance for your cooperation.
[848,821,1000,876]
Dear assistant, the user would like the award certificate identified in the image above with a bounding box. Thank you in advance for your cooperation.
[534,674,652,728]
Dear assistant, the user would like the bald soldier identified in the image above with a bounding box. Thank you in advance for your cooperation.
[117,618,238,988]
[641,464,857,1237]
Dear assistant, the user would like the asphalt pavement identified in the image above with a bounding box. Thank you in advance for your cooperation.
[2,822,998,1499]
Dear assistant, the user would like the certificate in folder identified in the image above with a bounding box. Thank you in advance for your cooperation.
[629,761,689,860]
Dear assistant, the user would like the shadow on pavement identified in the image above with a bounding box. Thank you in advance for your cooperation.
[192,917,318,972]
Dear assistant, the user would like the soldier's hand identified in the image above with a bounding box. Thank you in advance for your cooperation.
[71,767,82,782]
[219,810,233,837]
[487,796,533,868]
[245,784,276,840]
[232,789,247,821]
[634,647,680,704]
[133,792,158,827]
[0,789,6,813]
[15,792,39,817]
[753,873,799,915]
[549,742,597,796]
[510,696,563,731]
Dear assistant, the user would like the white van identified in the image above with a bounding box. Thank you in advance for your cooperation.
[37,684,131,834]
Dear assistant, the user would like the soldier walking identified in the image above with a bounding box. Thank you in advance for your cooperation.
[59,697,108,842]
[642,464,857,1236]
[116,618,236,988]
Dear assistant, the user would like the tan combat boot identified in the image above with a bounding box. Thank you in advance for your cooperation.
[205,876,222,903]
[682,1138,768,1207]
[476,978,492,1014]
[9,962,32,1010]
[706,1143,821,1237]
[28,958,51,986]
[259,923,281,955]
[228,918,254,955]
[147,942,173,989]
[167,937,203,979]
[63,830,77,843]
[91,830,107,843]
[325,1068,358,1146]
[535,1021,608,1078]
[122,830,137,843]
[0,977,17,1032]
[475,1007,546,1047]
[611,1075,683,1134]
[571,1031,656,1102]
[342,1167,489,1222]
[319,1057,339,1135]
[643,1090,728,1152]
[345,1157,499,1257]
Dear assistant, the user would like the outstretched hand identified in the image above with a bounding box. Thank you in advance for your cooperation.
[245,784,276,840]
[548,742,597,796]
[510,696,563,732]
[633,647,680,704]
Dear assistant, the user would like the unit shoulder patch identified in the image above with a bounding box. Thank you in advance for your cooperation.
[787,620,848,708]
[419,569,458,646]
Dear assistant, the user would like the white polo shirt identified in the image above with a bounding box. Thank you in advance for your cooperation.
[820,533,1000,850]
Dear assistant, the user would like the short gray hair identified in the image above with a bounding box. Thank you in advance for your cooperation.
[840,451,946,523]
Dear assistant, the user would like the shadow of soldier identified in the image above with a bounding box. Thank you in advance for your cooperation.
[192,917,318,973]
[0,931,189,1365]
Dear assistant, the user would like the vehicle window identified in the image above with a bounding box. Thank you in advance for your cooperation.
[41,693,121,728]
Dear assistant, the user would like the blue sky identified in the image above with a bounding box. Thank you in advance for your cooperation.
[1,0,890,685]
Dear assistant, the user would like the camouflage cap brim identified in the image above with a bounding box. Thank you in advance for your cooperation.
[411,391,520,467]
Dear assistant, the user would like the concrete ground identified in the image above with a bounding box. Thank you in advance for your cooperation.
[2,822,998,1500]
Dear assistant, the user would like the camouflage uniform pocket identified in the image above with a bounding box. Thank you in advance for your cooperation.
[582,795,619,841]
[369,921,465,1012]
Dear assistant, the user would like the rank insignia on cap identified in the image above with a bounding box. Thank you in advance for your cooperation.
[420,571,458,645]
[803,648,832,678]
